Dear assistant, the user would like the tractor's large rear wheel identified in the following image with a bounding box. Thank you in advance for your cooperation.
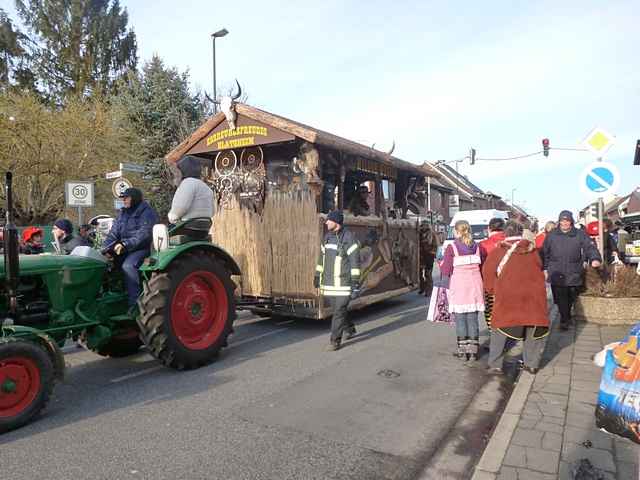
[0,338,54,433]
[137,250,236,370]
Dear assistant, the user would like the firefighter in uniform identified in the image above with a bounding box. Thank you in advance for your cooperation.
[314,210,361,351]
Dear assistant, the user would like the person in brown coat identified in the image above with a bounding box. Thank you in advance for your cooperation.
[483,220,550,374]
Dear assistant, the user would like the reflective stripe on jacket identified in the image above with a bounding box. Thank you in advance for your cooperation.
[315,228,360,297]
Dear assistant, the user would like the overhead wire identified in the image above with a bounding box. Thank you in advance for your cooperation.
[476,150,543,162]
[430,146,589,165]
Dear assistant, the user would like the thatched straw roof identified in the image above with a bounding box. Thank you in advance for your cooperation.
[166,103,440,179]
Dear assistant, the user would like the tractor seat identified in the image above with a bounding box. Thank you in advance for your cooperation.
[169,218,212,242]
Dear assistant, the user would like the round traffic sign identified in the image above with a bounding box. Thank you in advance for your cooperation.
[72,185,88,199]
[112,177,133,199]
[579,161,620,198]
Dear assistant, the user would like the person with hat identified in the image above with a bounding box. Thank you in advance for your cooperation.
[52,219,89,255]
[21,226,45,255]
[314,210,361,351]
[586,220,619,265]
[103,188,159,307]
[541,210,601,331]
[168,155,214,224]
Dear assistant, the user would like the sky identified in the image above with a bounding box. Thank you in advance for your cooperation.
[4,0,639,222]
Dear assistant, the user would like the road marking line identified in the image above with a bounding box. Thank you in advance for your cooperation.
[230,327,289,348]
[110,366,163,383]
[275,319,295,326]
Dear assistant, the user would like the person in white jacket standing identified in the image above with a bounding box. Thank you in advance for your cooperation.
[168,155,214,224]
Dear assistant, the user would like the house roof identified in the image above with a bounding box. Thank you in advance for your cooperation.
[425,162,475,201]
[165,103,440,179]
[604,195,629,214]
[428,177,454,192]
[437,164,486,197]
[625,189,640,214]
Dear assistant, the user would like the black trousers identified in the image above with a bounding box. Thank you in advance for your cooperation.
[419,254,435,293]
[328,295,351,344]
[551,285,580,325]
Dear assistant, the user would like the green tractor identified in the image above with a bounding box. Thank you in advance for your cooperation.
[0,172,240,433]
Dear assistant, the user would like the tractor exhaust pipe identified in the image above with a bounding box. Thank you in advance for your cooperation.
[4,172,20,315]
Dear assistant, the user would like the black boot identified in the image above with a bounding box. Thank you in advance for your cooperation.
[468,337,479,362]
[343,325,357,340]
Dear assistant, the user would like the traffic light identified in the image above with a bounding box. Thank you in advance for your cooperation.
[634,139,640,166]
[470,148,476,165]
[542,138,550,157]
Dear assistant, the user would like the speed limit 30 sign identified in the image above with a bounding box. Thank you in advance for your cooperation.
[65,181,95,207]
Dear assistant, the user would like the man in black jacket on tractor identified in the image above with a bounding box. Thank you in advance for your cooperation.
[314,210,361,351]
[542,210,602,331]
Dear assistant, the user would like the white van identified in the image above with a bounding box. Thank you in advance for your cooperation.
[441,209,509,254]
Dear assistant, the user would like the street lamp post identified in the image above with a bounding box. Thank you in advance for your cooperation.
[511,188,517,210]
[211,28,229,114]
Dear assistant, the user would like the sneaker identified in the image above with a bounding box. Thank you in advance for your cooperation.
[487,367,504,375]
[523,366,539,374]
[325,341,341,351]
[343,326,357,340]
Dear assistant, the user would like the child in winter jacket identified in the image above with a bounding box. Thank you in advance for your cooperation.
[21,226,44,255]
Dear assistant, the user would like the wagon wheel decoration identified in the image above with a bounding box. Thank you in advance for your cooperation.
[240,147,263,173]
[216,176,236,208]
[214,151,238,177]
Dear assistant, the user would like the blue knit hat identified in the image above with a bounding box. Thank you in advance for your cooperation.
[54,218,73,235]
[558,210,574,223]
[326,210,344,225]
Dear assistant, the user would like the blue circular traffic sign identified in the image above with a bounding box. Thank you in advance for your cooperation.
[579,162,620,198]
[586,167,614,192]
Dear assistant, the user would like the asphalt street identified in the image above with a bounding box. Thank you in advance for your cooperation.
[2,292,511,480]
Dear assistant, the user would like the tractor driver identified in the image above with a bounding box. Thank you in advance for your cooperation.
[102,188,159,307]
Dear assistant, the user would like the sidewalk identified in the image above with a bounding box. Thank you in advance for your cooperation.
[473,321,639,480]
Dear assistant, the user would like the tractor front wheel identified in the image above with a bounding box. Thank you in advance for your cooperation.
[0,338,54,433]
[137,250,236,370]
